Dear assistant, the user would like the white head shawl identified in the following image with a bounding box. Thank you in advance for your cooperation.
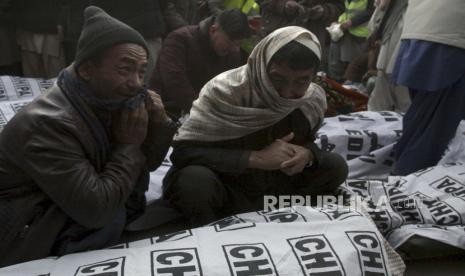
[174,26,327,142]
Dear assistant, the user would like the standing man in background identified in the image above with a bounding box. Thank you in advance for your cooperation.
[62,0,167,81]
[391,0,465,175]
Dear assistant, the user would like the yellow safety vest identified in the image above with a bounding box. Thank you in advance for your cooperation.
[338,0,369,38]
[224,0,260,15]
[223,0,260,53]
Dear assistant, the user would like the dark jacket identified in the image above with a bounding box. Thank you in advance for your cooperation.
[259,0,345,46]
[163,0,199,33]
[0,82,175,267]
[167,109,322,195]
[149,16,243,114]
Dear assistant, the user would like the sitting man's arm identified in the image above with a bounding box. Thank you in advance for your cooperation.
[21,106,148,229]
[300,119,324,169]
[171,143,251,174]
[171,133,302,174]
[143,90,178,170]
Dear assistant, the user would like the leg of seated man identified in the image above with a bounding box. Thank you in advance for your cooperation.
[253,152,348,209]
[53,207,126,255]
[163,165,230,227]
[293,152,348,197]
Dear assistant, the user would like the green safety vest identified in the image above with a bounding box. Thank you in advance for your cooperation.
[338,0,369,38]
[224,0,260,15]
[223,0,260,53]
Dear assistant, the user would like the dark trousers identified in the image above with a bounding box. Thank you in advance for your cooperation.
[163,152,348,227]
[52,208,126,255]
[393,74,465,175]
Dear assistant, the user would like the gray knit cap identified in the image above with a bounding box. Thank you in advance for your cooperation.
[75,6,148,66]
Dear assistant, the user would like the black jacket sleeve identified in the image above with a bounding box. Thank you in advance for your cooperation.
[21,118,146,229]
[170,144,251,174]
[302,118,323,168]
[143,118,178,171]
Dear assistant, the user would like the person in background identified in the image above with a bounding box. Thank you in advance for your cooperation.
[391,0,465,175]
[1,0,66,78]
[205,0,260,19]
[367,0,410,112]
[163,26,348,227]
[258,0,344,47]
[0,4,21,76]
[0,6,177,267]
[328,0,374,82]
[257,0,344,74]
[199,0,261,56]
[62,0,167,81]
[342,37,380,94]
[149,9,251,116]
[163,0,199,34]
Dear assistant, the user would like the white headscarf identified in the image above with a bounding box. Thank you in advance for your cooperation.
[174,26,327,142]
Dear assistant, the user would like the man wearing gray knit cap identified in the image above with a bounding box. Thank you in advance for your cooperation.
[0,6,177,267]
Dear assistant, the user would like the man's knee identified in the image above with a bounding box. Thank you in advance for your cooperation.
[164,165,226,226]
[321,152,348,187]
[167,165,222,204]
[320,152,349,186]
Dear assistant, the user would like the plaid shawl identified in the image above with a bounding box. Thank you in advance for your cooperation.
[175,26,327,142]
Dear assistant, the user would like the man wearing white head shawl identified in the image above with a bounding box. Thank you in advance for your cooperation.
[163,26,348,227]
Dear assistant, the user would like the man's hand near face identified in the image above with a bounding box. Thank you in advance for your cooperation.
[112,102,148,144]
[146,90,170,126]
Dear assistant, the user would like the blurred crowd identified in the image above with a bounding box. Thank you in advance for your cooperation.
[0,0,464,118]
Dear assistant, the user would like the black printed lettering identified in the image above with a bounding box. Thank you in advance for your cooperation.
[347,232,387,275]
[319,135,336,152]
[361,251,383,269]
[346,129,363,136]
[151,248,202,276]
[233,260,272,276]
[422,198,461,225]
[75,257,125,276]
[430,177,465,201]
[360,155,376,164]
[156,266,196,276]
[259,209,306,223]
[153,230,192,243]
[157,252,192,265]
[348,137,364,152]
[301,252,338,269]
[354,234,378,249]
[223,243,278,276]
[363,130,383,152]
[288,235,345,276]
[338,116,355,122]
[387,187,405,202]
[81,262,119,274]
